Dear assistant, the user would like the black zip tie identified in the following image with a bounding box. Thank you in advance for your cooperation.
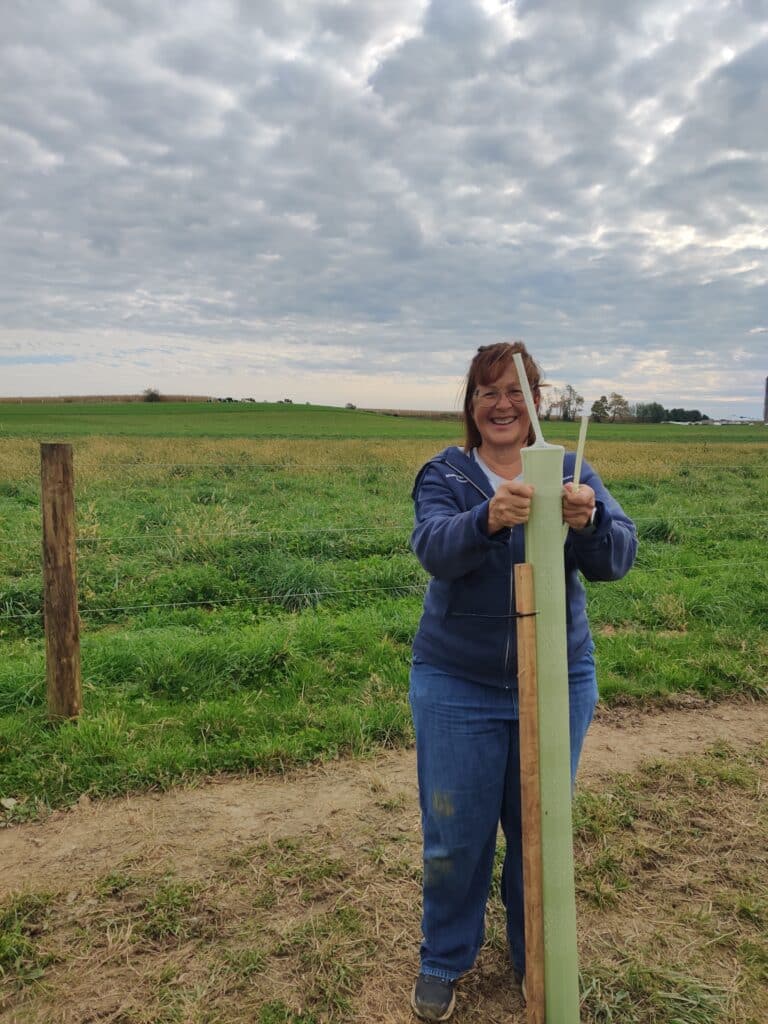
[450,609,539,619]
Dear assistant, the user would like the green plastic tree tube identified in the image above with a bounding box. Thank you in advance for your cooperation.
[513,354,580,1023]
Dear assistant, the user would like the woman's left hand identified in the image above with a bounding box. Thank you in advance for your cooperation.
[562,482,596,530]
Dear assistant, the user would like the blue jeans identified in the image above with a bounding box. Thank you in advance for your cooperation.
[409,646,598,980]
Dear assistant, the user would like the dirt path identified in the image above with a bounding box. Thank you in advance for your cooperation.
[3,696,767,897]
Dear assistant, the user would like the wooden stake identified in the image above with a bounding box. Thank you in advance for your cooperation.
[41,443,82,720]
[516,563,545,1024]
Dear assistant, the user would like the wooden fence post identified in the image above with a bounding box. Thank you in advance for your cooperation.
[41,443,82,720]
[516,563,545,1024]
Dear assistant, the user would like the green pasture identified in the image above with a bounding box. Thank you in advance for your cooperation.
[0,409,766,819]
[0,399,764,442]
[0,401,460,440]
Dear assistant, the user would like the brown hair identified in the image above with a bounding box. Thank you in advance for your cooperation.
[462,341,543,450]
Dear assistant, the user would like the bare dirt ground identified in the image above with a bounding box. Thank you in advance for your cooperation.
[2,696,767,1024]
[3,696,767,895]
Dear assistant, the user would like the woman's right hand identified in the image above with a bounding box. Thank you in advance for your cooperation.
[487,481,535,534]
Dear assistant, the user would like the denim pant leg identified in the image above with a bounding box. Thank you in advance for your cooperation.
[409,661,513,981]
[500,644,599,973]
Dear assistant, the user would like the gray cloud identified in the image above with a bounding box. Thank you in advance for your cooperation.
[0,0,766,415]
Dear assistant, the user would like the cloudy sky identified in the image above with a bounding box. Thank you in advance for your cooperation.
[1,0,767,416]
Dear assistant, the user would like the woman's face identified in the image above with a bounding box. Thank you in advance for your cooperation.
[472,364,535,450]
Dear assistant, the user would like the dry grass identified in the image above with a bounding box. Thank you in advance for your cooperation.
[2,740,766,1024]
[0,437,436,483]
[0,435,764,486]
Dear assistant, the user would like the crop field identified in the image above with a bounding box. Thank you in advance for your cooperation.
[1,404,767,1022]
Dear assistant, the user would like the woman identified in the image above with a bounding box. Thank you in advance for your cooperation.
[409,341,637,1021]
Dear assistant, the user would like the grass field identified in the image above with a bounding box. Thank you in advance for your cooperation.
[0,401,463,440]
[0,399,765,441]
[0,405,766,821]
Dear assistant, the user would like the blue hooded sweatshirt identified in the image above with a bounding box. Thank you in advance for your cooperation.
[411,446,637,689]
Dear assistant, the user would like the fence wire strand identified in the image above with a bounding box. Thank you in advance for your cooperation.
[0,511,766,551]
[1,559,766,622]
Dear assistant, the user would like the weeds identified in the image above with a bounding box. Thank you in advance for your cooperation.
[141,879,204,941]
[274,905,373,1016]
[0,892,55,989]
[580,960,729,1024]
[257,1003,318,1024]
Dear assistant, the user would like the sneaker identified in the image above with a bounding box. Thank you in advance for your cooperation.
[411,973,456,1021]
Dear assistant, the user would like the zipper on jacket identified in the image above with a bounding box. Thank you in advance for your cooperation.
[441,456,492,501]
[502,533,514,687]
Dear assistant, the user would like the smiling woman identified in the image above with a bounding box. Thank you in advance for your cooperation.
[462,342,542,478]
[407,340,638,1021]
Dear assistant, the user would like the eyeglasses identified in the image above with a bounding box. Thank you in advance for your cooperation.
[473,386,529,407]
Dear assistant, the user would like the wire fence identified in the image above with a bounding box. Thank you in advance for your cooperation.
[1,557,765,623]
[0,512,766,550]
[2,456,766,630]
[4,440,765,730]
[0,583,429,621]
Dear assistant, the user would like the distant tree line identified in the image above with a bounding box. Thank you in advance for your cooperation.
[590,394,709,423]
[540,386,708,423]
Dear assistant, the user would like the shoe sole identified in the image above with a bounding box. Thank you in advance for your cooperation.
[410,981,456,1022]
